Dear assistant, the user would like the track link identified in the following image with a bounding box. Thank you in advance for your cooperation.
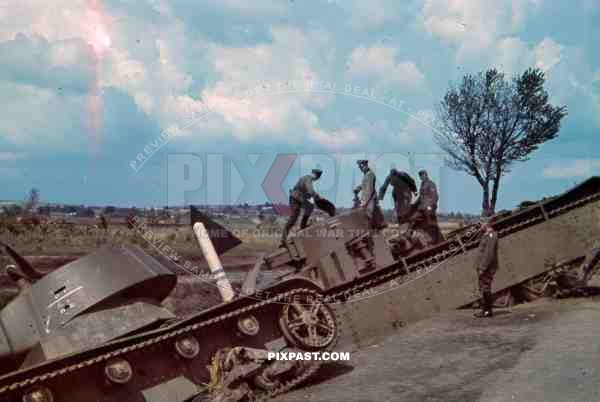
[0,287,334,402]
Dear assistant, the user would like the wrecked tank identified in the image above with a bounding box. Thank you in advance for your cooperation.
[231,177,600,350]
[0,177,598,402]
[0,239,339,401]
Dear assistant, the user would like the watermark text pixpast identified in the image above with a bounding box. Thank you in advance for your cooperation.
[267,351,349,361]
[164,151,448,212]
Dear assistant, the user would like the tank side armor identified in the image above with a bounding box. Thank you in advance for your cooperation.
[0,245,176,367]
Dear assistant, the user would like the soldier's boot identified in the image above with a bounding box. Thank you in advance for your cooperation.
[300,214,310,230]
[485,291,494,317]
[474,291,493,318]
[279,230,288,248]
[280,223,292,248]
[280,211,299,247]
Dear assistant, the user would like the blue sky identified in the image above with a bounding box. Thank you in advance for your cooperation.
[0,0,598,213]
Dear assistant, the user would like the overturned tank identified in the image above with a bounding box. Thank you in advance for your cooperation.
[0,245,177,372]
[0,177,597,402]
[0,241,339,401]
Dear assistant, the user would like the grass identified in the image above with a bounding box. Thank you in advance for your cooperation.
[0,217,462,258]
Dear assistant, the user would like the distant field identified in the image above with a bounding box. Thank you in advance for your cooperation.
[0,216,463,259]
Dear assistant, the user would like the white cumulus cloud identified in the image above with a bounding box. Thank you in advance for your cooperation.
[533,38,563,72]
[421,0,543,61]
[347,46,426,90]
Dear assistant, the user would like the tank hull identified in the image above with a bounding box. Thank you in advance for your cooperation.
[0,277,335,402]
[328,178,600,350]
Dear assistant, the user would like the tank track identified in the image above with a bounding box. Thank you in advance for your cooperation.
[0,286,337,402]
[267,359,323,399]
[326,192,600,301]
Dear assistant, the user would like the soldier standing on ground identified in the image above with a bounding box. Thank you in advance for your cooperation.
[354,160,385,230]
[474,218,499,318]
[280,168,323,246]
[379,169,417,225]
[577,245,600,285]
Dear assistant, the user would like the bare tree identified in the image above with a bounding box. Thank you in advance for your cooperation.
[148,208,158,225]
[24,188,40,214]
[434,68,567,215]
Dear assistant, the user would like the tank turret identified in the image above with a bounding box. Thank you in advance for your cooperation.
[0,245,176,373]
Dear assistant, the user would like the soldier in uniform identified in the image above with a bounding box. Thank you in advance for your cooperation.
[352,187,361,209]
[474,218,499,318]
[379,169,417,225]
[409,170,443,244]
[578,245,600,284]
[415,169,438,215]
[280,168,323,246]
[354,160,385,230]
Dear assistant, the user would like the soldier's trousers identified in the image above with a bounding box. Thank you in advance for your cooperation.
[282,197,313,240]
[394,198,411,225]
[477,266,497,294]
[409,209,444,244]
[366,203,385,230]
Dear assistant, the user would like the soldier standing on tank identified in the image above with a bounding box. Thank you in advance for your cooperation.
[415,169,438,216]
[354,160,384,229]
[352,187,361,209]
[474,218,499,318]
[379,169,417,225]
[280,168,323,247]
[410,169,443,244]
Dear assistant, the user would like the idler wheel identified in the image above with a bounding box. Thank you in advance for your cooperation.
[279,293,337,350]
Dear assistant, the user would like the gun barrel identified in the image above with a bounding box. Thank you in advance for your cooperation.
[193,222,235,302]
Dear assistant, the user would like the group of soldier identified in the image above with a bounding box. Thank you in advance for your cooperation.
[281,159,499,318]
[282,160,443,245]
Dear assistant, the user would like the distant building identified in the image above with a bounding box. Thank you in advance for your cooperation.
[49,211,69,219]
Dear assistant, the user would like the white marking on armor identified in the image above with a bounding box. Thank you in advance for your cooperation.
[47,286,83,309]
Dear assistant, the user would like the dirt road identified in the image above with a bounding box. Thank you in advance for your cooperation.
[278,297,600,402]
